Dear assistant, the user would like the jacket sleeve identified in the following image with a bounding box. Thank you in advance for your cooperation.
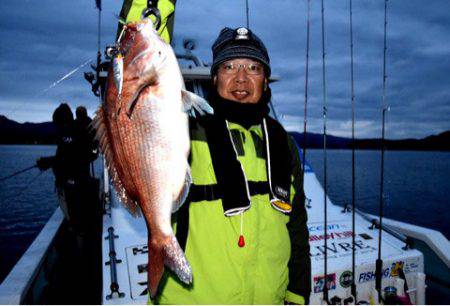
[117,0,176,44]
[285,135,311,304]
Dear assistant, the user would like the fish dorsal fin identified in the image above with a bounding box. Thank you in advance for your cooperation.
[172,166,192,213]
[181,89,214,117]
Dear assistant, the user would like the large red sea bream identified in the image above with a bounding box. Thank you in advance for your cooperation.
[93,18,212,298]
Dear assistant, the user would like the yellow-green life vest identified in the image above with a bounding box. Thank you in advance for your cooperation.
[152,120,308,305]
[118,0,176,44]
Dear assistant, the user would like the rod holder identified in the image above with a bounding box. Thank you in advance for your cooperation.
[105,227,125,300]
[416,272,426,305]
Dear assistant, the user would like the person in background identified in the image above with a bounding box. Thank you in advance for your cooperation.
[36,102,102,302]
[74,105,98,180]
[118,1,311,304]
[32,102,101,302]
[37,103,77,212]
[36,103,99,237]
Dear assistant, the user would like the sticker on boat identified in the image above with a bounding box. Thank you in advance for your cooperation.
[308,221,403,263]
[126,244,149,299]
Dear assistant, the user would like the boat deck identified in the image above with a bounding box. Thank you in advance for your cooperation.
[101,162,424,304]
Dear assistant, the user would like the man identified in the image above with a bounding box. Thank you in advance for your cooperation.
[36,103,102,303]
[74,105,99,180]
[151,27,311,305]
[37,103,100,236]
[118,2,311,304]
[36,103,77,200]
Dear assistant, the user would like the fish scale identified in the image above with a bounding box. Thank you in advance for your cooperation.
[92,18,212,299]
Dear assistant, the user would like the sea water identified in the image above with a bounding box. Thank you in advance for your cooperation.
[306,149,450,238]
[0,146,449,286]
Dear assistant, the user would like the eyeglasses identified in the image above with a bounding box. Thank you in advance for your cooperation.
[218,61,264,75]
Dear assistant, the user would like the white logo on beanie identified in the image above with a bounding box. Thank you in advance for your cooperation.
[235,27,249,40]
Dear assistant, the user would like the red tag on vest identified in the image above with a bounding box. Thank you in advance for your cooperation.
[238,235,245,247]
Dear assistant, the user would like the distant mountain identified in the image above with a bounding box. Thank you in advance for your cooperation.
[1,115,449,150]
[0,115,56,144]
[289,132,352,149]
[289,130,450,151]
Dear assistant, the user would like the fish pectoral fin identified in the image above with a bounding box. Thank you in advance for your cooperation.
[172,166,192,213]
[181,89,214,117]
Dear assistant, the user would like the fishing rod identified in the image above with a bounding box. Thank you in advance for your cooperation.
[301,0,311,182]
[375,0,389,302]
[320,0,330,303]
[96,0,102,102]
[349,0,357,301]
[268,100,280,122]
[5,171,44,200]
[97,0,101,53]
[245,0,250,28]
[0,165,37,182]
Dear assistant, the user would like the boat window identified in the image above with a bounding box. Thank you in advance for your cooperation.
[200,80,212,100]
[184,80,194,92]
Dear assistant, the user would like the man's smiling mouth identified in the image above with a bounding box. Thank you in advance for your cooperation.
[231,90,250,99]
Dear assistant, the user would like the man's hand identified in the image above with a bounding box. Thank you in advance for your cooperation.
[36,156,54,171]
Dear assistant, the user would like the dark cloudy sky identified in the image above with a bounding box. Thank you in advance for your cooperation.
[0,0,449,139]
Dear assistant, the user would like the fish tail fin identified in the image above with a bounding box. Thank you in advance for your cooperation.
[147,234,192,299]
[163,234,193,284]
[147,238,164,299]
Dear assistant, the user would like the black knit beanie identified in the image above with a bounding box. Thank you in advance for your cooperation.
[211,27,271,77]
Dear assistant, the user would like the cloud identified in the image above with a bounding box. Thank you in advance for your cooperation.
[0,0,449,139]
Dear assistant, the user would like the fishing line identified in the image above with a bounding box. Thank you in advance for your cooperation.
[320,0,330,303]
[38,59,94,96]
[0,165,37,182]
[375,0,389,302]
[301,0,311,182]
[349,0,357,301]
[7,59,94,118]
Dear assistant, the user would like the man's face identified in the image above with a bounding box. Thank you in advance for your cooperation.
[214,58,267,104]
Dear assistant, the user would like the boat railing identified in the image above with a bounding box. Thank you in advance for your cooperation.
[365,212,450,292]
[364,213,450,268]
[0,208,65,304]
